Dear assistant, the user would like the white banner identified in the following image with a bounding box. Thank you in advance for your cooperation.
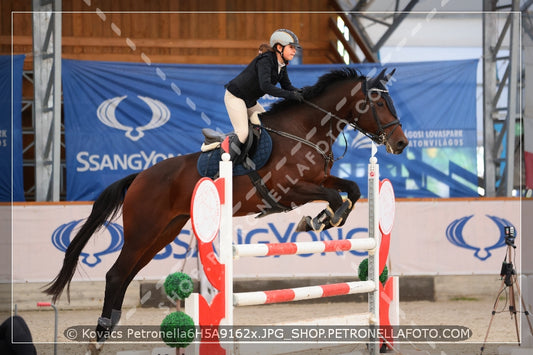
[5,198,521,282]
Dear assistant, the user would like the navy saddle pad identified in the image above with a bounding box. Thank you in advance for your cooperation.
[197,128,273,178]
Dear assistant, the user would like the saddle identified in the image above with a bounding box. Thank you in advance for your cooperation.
[201,109,263,153]
[201,125,259,157]
[200,129,227,152]
[201,123,260,167]
[196,123,291,217]
[197,123,268,178]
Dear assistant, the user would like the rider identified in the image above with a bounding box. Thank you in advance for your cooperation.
[224,29,304,162]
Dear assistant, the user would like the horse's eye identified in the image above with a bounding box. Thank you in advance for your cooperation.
[377,101,384,107]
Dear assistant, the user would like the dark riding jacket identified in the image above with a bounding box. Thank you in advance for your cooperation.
[225,51,298,108]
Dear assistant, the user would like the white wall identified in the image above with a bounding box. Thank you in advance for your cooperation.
[5,198,521,283]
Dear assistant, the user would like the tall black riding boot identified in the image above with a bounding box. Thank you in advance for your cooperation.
[228,135,245,165]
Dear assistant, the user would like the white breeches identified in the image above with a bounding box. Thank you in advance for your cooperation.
[224,89,265,143]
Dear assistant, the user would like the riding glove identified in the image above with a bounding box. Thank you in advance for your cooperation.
[289,91,304,102]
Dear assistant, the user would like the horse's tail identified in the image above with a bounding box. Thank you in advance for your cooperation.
[43,173,139,303]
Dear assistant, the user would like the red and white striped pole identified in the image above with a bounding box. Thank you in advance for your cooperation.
[233,281,375,306]
[233,238,376,258]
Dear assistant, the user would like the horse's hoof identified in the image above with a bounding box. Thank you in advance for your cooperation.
[86,340,103,355]
[296,216,312,232]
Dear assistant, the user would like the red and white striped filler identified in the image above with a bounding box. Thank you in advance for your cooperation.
[233,280,376,307]
[232,238,376,258]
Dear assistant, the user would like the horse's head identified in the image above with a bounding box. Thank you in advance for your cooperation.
[349,69,408,154]
[264,67,408,155]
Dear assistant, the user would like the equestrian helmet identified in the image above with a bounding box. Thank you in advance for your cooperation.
[269,29,301,49]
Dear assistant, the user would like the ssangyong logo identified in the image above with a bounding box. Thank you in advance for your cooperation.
[445,214,514,261]
[97,95,170,141]
[51,220,124,267]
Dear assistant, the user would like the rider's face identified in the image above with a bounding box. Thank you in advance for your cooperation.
[283,45,297,61]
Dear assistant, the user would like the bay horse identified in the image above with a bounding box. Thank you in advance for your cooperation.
[44,67,408,348]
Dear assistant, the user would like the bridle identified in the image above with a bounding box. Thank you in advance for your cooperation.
[361,87,402,145]
[262,80,402,174]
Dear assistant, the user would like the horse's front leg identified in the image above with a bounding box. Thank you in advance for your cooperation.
[276,180,341,232]
[294,176,361,232]
[322,175,361,228]
[282,178,359,232]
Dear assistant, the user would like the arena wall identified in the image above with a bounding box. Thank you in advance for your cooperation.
[6,198,521,283]
[4,198,527,309]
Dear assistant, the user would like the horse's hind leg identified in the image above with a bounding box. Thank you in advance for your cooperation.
[93,221,167,342]
[89,247,141,353]
[99,215,191,333]
[94,245,149,339]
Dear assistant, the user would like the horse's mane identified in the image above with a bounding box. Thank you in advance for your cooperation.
[262,67,364,117]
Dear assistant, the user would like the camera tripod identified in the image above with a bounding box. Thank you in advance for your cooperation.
[480,243,533,354]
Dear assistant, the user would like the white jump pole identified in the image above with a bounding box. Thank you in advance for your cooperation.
[219,152,234,327]
[367,143,381,355]
[233,280,376,307]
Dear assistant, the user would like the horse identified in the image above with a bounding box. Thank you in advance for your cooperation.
[43,67,408,350]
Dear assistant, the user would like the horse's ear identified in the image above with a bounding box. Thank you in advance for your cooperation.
[367,68,387,89]
[385,69,396,83]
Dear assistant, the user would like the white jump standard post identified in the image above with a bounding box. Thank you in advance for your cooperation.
[219,152,234,328]
[367,144,381,355]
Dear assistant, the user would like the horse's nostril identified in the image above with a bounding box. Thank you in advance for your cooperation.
[396,139,408,151]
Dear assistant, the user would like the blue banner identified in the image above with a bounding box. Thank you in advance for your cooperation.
[0,55,25,202]
[63,58,478,200]
[330,60,479,198]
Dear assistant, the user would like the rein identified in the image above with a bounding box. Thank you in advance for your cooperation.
[263,87,401,174]
[305,89,401,146]
[262,101,347,175]
[302,99,349,161]
[262,125,334,175]
[261,126,331,161]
